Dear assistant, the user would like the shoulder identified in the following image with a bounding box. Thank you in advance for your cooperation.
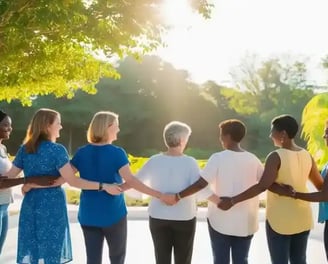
[147,153,163,162]
[183,155,199,164]
[17,144,26,152]
[266,150,280,159]
[208,152,221,159]
[43,142,68,156]
[51,142,68,152]
[74,144,91,153]
[264,151,281,168]
[110,144,126,153]
[245,151,262,162]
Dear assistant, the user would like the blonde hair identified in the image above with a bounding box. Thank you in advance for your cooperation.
[24,108,60,153]
[163,121,191,148]
[87,111,118,143]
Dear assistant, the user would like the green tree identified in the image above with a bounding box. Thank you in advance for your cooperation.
[225,55,315,157]
[0,0,212,105]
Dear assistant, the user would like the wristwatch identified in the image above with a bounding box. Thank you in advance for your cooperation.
[98,182,103,191]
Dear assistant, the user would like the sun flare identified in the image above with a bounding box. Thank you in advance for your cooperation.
[160,0,195,27]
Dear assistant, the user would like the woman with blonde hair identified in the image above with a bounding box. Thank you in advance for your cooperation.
[70,111,164,264]
[5,108,121,264]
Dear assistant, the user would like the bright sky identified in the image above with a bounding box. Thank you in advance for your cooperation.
[156,0,328,86]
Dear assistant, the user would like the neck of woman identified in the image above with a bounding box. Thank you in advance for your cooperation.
[165,147,184,156]
[281,139,300,150]
[226,143,244,152]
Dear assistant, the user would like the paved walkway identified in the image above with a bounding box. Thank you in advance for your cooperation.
[0,206,327,264]
[0,187,327,263]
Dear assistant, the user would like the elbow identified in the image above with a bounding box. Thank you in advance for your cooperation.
[198,177,208,189]
[256,184,267,194]
[65,177,78,188]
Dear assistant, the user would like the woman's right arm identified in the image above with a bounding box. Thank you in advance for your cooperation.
[119,164,162,199]
[59,163,122,195]
[294,178,328,202]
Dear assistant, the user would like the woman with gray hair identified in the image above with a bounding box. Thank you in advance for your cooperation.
[130,121,200,264]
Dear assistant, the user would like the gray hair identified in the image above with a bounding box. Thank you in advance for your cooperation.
[163,121,192,148]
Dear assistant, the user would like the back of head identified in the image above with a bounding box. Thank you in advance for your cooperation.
[0,110,8,123]
[219,119,246,143]
[163,121,191,148]
[271,114,298,139]
[24,108,59,153]
[87,111,118,143]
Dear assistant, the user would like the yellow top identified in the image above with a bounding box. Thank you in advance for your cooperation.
[266,148,313,234]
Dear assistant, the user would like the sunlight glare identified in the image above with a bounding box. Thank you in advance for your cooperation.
[160,0,195,27]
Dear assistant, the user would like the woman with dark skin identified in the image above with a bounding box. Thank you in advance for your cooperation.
[216,115,323,264]
[278,120,328,260]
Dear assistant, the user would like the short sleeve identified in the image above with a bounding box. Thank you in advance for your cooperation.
[70,148,81,170]
[200,154,219,183]
[116,147,129,170]
[12,145,25,169]
[135,159,152,182]
[54,144,70,170]
[189,157,201,184]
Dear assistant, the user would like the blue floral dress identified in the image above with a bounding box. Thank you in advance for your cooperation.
[13,141,72,264]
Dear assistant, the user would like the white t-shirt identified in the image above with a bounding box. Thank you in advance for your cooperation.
[201,150,264,236]
[135,153,200,221]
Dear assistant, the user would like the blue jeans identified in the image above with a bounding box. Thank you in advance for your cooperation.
[266,220,310,264]
[207,219,253,264]
[0,203,9,254]
[81,216,127,264]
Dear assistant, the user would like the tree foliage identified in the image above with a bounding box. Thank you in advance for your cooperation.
[0,55,319,160]
[0,0,212,105]
[231,55,311,114]
[301,93,328,168]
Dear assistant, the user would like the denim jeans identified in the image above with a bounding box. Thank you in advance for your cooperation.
[266,220,310,264]
[207,219,253,264]
[149,216,196,264]
[0,203,9,254]
[81,216,127,264]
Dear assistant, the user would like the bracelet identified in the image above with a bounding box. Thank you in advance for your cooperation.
[176,192,182,201]
[98,182,103,191]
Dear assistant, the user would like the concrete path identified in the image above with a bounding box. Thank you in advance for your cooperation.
[0,206,326,264]
[0,187,327,263]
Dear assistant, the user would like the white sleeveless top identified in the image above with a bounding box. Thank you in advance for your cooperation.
[0,145,13,205]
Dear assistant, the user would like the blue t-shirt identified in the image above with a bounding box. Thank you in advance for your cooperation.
[71,144,128,227]
[318,163,328,223]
